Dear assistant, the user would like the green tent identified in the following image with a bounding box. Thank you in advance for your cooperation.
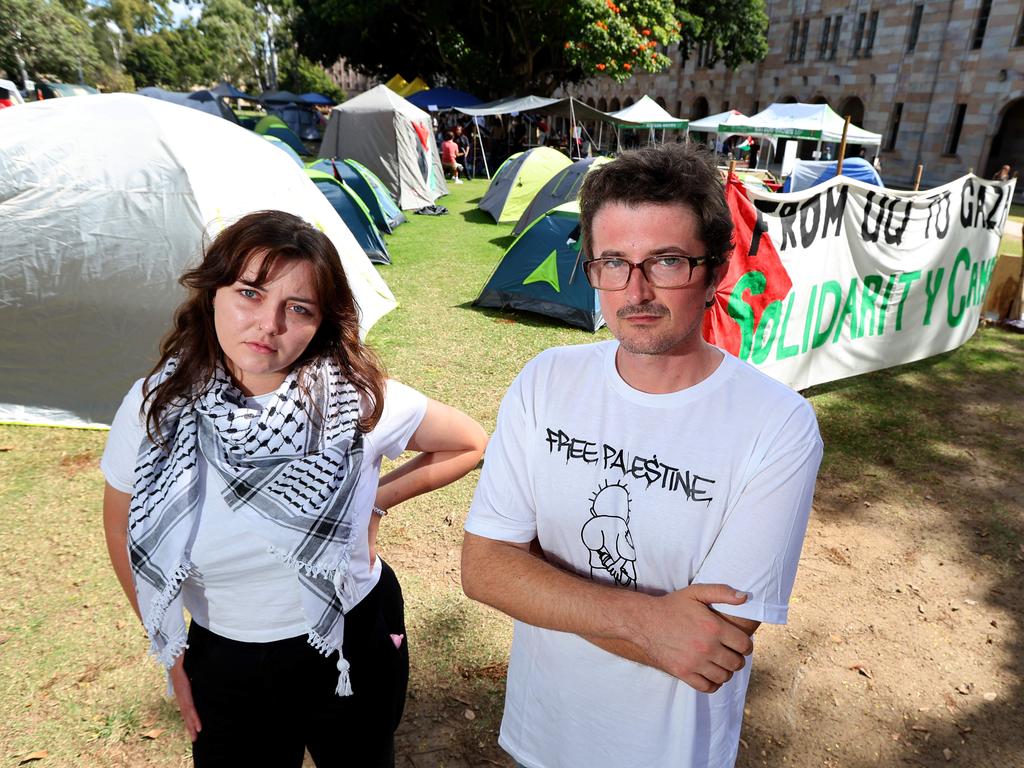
[255,114,307,156]
[478,146,572,224]
[305,169,390,264]
[474,201,602,331]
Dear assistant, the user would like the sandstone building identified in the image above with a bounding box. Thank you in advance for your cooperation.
[571,0,1024,189]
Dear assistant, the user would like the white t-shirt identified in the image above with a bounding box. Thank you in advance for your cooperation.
[465,341,822,768]
[101,378,427,643]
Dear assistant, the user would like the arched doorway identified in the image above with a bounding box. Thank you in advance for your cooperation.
[779,95,798,104]
[987,98,1024,178]
[597,97,608,112]
[609,97,621,111]
[691,96,710,120]
[623,96,635,107]
[838,96,867,161]
[656,96,667,108]
[811,94,829,105]
[838,96,865,127]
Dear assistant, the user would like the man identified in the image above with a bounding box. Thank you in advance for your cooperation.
[454,123,473,180]
[441,131,463,184]
[462,143,822,768]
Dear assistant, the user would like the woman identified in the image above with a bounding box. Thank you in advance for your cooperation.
[101,211,487,767]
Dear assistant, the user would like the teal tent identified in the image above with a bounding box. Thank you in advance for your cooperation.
[474,202,602,331]
[255,114,307,156]
[262,135,304,167]
[308,158,406,233]
[511,156,611,237]
[305,169,390,264]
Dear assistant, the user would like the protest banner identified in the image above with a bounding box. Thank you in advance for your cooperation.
[704,174,1015,390]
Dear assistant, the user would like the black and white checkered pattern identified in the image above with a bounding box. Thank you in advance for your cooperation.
[128,358,364,694]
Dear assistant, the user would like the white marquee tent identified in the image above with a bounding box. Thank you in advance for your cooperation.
[0,94,396,428]
[720,102,882,145]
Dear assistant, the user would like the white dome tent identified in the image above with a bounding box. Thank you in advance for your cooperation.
[0,94,396,428]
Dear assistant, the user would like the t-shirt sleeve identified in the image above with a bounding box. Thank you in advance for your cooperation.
[694,400,823,625]
[367,380,429,461]
[465,367,537,544]
[99,379,148,493]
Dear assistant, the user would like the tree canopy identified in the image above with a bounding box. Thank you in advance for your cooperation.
[293,0,769,98]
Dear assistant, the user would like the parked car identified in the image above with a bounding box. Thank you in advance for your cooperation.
[36,81,99,99]
[0,78,25,109]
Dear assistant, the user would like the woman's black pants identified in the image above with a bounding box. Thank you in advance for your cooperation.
[183,561,408,767]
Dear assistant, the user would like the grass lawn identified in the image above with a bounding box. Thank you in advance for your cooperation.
[1,179,1022,767]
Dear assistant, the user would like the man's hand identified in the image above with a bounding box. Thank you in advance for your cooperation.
[169,655,202,742]
[631,584,753,693]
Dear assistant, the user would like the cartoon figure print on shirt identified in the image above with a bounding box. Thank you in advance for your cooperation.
[581,480,637,589]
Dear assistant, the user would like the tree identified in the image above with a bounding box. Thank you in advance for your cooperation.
[677,0,768,70]
[278,51,344,102]
[291,0,767,98]
[293,0,684,98]
[0,0,102,87]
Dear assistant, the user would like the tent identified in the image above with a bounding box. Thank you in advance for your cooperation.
[407,87,481,112]
[721,102,882,145]
[137,86,240,124]
[511,156,611,236]
[263,134,305,167]
[305,169,390,264]
[320,85,448,210]
[688,109,746,133]
[398,77,429,97]
[782,157,884,192]
[307,158,406,233]
[0,94,395,428]
[478,146,572,224]
[301,92,335,106]
[210,81,255,100]
[474,202,601,331]
[607,96,688,129]
[255,114,307,156]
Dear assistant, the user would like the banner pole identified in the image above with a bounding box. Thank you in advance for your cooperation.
[836,115,851,176]
[913,164,923,191]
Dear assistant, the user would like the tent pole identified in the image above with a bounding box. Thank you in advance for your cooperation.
[598,122,604,154]
[475,118,491,180]
[569,98,578,160]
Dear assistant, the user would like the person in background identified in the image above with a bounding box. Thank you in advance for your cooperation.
[102,211,487,766]
[441,131,464,184]
[454,124,473,180]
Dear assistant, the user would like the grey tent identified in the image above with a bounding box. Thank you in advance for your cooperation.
[319,85,448,210]
[511,156,611,236]
[137,87,239,124]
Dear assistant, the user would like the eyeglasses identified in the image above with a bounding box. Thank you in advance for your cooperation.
[582,255,713,291]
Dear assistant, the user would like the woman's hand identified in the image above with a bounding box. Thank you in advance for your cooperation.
[169,655,202,742]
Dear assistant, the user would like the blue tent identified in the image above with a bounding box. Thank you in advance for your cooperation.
[783,157,884,192]
[262,135,305,167]
[305,169,390,265]
[407,87,481,111]
[474,202,602,331]
[137,87,239,124]
[308,158,406,233]
[301,92,335,105]
[210,81,255,100]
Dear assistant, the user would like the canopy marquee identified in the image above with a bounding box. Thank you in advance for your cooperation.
[720,102,882,145]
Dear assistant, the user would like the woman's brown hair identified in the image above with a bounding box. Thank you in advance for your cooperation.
[143,210,386,443]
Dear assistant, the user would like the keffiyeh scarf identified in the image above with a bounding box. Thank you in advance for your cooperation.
[128,358,364,695]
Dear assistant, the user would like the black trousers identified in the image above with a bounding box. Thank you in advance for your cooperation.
[184,561,409,768]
